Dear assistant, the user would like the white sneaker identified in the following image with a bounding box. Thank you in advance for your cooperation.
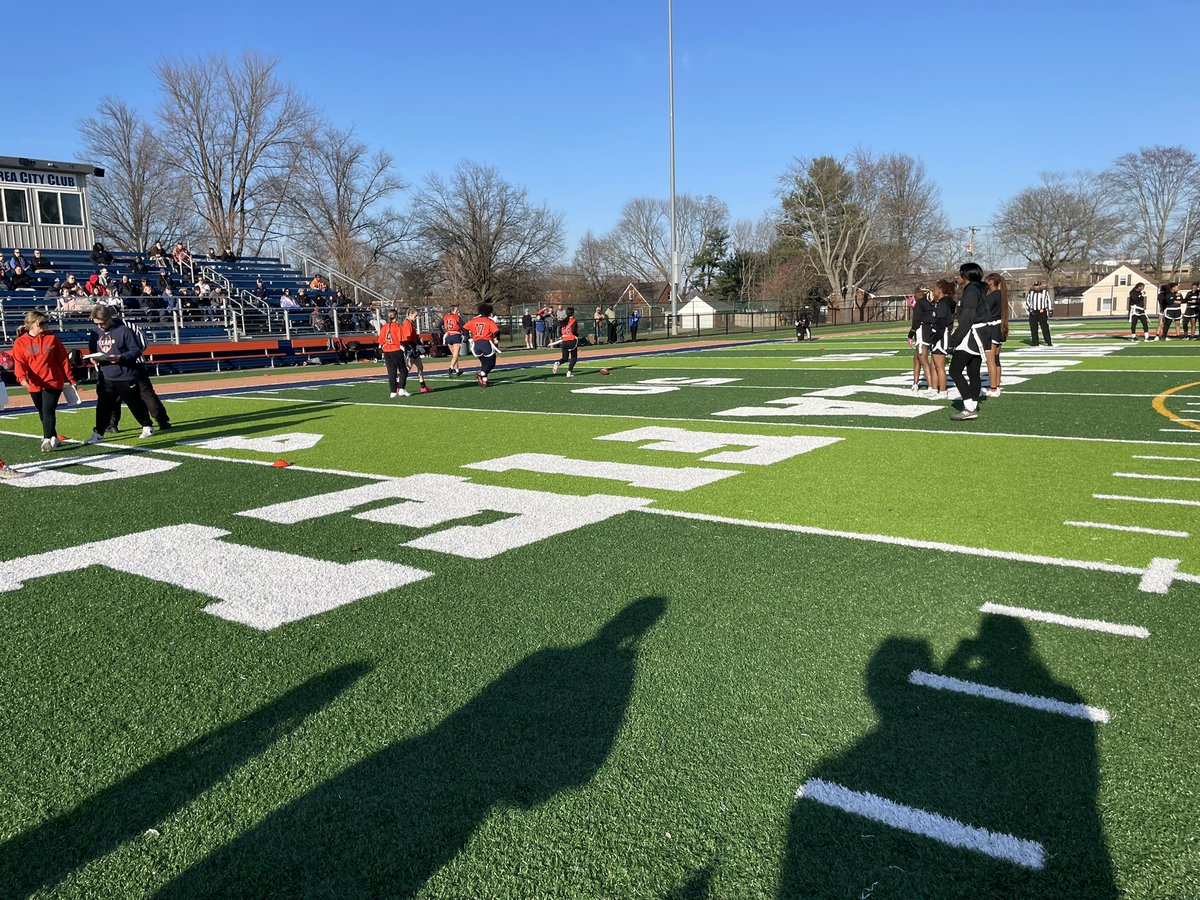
[140,426,154,439]
[50,436,61,449]
[83,431,104,445]
[910,383,919,393]
[923,389,939,399]
[389,391,398,399]
[396,389,411,398]
[552,362,560,375]
[0,464,25,479]
[566,371,574,378]
[40,438,53,452]
[937,391,949,400]
[988,388,1001,398]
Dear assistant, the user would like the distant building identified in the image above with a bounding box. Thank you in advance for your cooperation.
[0,155,102,251]
[677,292,735,329]
[1080,264,1157,316]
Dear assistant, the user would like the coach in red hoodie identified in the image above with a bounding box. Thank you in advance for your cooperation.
[12,310,78,451]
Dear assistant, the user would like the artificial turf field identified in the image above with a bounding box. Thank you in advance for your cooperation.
[1,325,1198,898]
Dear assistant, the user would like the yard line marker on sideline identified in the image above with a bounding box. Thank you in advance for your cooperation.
[1065,520,1189,538]
[1132,455,1200,463]
[1093,493,1200,507]
[794,779,1045,870]
[908,670,1111,723]
[634,507,1200,590]
[1112,472,1200,483]
[979,602,1149,639]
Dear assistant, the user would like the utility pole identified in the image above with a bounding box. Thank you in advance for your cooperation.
[966,225,981,258]
[667,0,679,336]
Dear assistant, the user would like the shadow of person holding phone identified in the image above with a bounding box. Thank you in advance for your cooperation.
[779,618,1116,898]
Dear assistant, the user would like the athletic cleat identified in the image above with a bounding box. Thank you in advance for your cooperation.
[140,426,154,439]
[40,438,53,452]
[566,371,573,378]
[910,383,920,393]
[84,431,105,445]
[389,392,398,399]
[551,362,560,375]
[988,388,1001,398]
[50,436,61,449]
[396,389,411,398]
[0,464,25,479]
[476,373,486,386]
[419,385,431,394]
[158,421,172,430]
[950,410,978,421]
[105,426,119,434]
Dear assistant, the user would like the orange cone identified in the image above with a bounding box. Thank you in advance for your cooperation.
[272,460,291,468]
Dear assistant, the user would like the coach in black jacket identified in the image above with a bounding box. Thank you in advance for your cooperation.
[83,305,155,444]
[948,262,988,421]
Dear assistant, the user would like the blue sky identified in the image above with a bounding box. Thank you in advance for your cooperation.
[10,0,1198,256]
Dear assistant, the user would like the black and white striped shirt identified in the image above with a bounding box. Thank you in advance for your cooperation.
[1025,288,1051,313]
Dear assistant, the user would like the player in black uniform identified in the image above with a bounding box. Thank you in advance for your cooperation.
[928,280,954,400]
[983,272,1009,398]
[948,263,988,421]
[1128,283,1150,342]
[1182,282,1199,340]
[908,288,935,394]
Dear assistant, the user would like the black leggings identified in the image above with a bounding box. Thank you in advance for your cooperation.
[383,351,406,392]
[558,340,578,371]
[30,388,62,439]
[478,353,496,377]
[1131,314,1149,335]
[949,350,982,406]
[95,379,151,432]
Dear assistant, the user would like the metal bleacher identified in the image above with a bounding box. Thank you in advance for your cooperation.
[0,246,383,378]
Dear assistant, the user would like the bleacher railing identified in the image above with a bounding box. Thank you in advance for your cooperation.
[279,245,390,309]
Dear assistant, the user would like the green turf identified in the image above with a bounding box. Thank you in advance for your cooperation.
[1,331,1198,898]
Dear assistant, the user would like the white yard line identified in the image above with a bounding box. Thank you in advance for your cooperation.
[210,392,1200,449]
[1093,493,1200,507]
[1064,520,1189,538]
[795,779,1045,870]
[1112,472,1200,483]
[979,602,1149,639]
[908,670,1110,723]
[635,507,1200,589]
[1132,455,1200,462]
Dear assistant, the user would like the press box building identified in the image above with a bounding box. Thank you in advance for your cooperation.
[0,155,101,251]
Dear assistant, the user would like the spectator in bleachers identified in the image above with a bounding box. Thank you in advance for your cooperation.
[98,267,111,290]
[85,273,108,296]
[280,289,299,309]
[254,278,268,302]
[220,246,237,263]
[30,249,54,272]
[333,289,349,306]
[4,266,32,290]
[7,248,29,272]
[43,279,61,302]
[128,255,148,275]
[58,291,94,316]
[296,288,313,307]
[309,273,329,292]
[90,242,114,267]
[171,243,191,266]
[62,273,85,296]
[194,274,213,298]
[156,271,174,296]
[211,287,229,311]
[205,247,219,262]
[148,241,170,270]
[311,305,332,331]
[116,275,137,299]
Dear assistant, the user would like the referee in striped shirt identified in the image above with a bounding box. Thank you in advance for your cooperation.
[1025,281,1053,347]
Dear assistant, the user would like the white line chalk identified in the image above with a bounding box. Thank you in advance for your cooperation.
[979,602,1149,639]
[908,670,1110,723]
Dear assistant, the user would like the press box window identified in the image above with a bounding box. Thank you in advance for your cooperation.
[37,191,83,227]
[1,188,29,223]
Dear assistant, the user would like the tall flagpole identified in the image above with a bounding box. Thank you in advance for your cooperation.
[668,0,679,334]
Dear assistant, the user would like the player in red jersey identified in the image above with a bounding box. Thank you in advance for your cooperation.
[465,303,501,387]
[551,306,580,378]
[442,304,465,376]
[397,308,431,393]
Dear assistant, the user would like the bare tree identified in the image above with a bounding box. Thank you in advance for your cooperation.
[600,195,729,294]
[572,230,623,305]
[411,160,565,305]
[78,98,199,252]
[777,154,884,317]
[871,152,950,274]
[1102,145,1200,276]
[156,52,317,256]
[283,125,408,285]
[993,172,1119,299]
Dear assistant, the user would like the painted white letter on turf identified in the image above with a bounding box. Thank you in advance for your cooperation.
[464,453,739,491]
[0,524,431,630]
[238,474,653,558]
[596,426,842,465]
[1,453,180,489]
[714,397,940,419]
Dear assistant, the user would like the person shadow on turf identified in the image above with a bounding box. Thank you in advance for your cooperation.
[155,596,666,899]
[778,619,1116,898]
[0,662,372,898]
